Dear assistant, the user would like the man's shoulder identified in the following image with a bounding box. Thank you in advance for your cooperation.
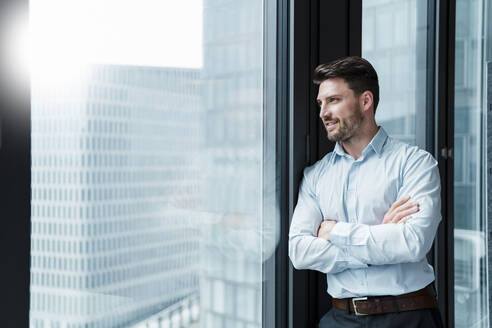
[302,151,336,179]
[384,136,437,167]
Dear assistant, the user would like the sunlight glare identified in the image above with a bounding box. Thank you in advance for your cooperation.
[30,0,203,85]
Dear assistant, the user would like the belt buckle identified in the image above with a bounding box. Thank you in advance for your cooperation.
[352,297,368,316]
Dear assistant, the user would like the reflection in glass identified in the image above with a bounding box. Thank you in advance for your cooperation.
[29,1,279,327]
[362,0,428,145]
[454,0,488,327]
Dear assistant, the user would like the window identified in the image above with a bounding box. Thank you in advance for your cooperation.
[30,1,279,327]
[362,0,429,146]
[453,0,489,326]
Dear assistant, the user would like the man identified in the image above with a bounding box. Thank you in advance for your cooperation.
[288,56,443,327]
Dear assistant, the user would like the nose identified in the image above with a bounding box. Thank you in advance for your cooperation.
[319,103,329,119]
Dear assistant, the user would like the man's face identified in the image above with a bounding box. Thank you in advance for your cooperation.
[316,78,363,142]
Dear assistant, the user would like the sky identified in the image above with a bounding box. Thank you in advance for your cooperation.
[29,0,203,71]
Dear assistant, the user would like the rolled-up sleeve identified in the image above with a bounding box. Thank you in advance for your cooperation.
[288,166,368,274]
[329,151,441,265]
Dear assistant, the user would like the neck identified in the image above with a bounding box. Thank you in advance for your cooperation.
[340,122,379,160]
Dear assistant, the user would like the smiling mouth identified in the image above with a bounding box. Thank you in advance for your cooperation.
[324,121,338,130]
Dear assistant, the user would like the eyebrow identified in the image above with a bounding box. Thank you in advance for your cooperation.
[316,93,342,102]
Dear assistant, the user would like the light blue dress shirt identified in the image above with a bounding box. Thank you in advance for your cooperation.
[288,127,441,298]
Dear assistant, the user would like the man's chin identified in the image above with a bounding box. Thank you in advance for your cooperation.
[326,132,342,142]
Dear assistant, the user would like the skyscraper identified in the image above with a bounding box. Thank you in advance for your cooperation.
[198,0,267,327]
[30,65,201,328]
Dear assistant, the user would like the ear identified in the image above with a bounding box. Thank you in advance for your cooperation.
[359,91,374,115]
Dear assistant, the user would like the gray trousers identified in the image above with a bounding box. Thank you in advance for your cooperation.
[318,307,444,328]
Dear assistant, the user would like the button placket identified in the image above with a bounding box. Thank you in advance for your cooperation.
[346,162,358,223]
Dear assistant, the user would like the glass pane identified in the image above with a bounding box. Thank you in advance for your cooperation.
[454,0,489,326]
[362,0,428,146]
[29,1,279,328]
[488,0,492,324]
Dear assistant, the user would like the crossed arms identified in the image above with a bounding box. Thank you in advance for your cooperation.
[288,151,442,274]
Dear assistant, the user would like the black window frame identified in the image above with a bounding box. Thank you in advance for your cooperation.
[288,1,363,327]
[434,0,456,326]
[0,0,31,325]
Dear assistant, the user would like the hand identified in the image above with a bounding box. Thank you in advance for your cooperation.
[317,219,337,241]
[382,195,419,224]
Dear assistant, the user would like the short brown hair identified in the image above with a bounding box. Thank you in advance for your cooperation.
[313,56,379,112]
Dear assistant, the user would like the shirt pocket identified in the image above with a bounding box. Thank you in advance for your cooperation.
[357,173,399,224]
[318,185,344,222]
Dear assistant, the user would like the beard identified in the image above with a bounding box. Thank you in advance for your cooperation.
[325,105,363,142]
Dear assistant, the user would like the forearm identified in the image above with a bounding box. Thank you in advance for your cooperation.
[289,165,369,273]
[328,218,440,265]
[321,160,441,266]
[288,233,367,274]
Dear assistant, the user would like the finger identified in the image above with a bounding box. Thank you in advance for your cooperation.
[384,214,411,225]
[382,212,400,224]
[397,216,412,224]
[392,205,419,223]
[383,217,395,224]
[391,205,419,223]
[390,195,411,210]
[386,196,412,218]
[385,200,416,223]
[394,201,419,213]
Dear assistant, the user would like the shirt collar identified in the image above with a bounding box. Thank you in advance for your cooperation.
[368,127,387,157]
[333,127,388,158]
[333,140,347,157]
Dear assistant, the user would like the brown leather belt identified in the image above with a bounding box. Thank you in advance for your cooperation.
[332,285,438,316]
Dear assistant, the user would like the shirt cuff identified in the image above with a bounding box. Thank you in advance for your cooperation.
[329,221,354,246]
[340,247,368,268]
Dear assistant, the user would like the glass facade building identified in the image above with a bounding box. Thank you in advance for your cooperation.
[362,0,428,146]
[30,66,202,327]
[453,0,488,326]
[199,0,268,327]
